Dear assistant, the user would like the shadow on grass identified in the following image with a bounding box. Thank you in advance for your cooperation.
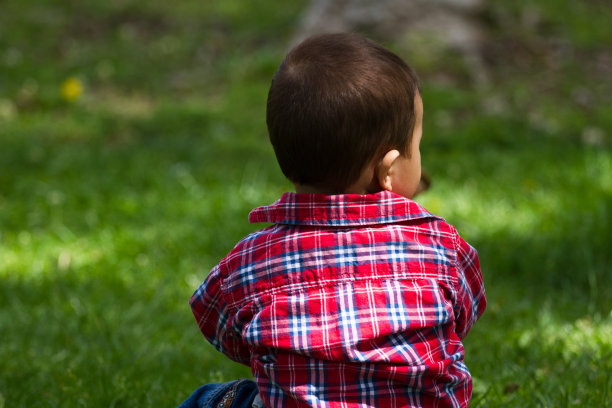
[0,257,251,407]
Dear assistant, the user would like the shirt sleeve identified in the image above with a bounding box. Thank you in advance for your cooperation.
[453,233,487,339]
[189,264,251,365]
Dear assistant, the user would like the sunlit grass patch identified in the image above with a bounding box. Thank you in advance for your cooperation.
[469,307,612,407]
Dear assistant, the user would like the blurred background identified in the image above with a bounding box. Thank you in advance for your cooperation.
[1,0,610,406]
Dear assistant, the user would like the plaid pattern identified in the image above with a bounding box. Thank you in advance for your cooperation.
[191,191,486,407]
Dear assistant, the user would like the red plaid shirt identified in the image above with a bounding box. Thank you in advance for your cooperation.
[190,191,486,407]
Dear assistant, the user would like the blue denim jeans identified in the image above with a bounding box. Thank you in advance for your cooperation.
[178,379,262,408]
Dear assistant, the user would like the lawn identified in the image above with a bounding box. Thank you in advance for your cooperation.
[0,0,610,407]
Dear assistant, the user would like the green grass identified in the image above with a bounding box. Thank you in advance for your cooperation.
[1,0,611,406]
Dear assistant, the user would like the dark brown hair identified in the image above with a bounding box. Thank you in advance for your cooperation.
[266,33,420,192]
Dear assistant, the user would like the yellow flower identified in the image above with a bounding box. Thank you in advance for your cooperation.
[60,77,83,102]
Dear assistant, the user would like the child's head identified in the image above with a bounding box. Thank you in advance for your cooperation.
[266,33,423,197]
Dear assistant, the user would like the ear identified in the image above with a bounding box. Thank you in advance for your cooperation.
[376,149,401,191]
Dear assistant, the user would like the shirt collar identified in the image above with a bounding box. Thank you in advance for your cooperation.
[248,190,440,227]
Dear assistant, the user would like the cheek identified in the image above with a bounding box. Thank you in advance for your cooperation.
[413,151,422,173]
[412,155,422,187]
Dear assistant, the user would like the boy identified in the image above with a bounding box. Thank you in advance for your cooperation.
[185,33,486,408]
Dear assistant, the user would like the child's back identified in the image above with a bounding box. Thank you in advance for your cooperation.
[187,33,486,408]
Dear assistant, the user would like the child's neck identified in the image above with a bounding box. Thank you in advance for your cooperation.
[294,181,381,196]
[294,183,342,195]
[293,164,381,195]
